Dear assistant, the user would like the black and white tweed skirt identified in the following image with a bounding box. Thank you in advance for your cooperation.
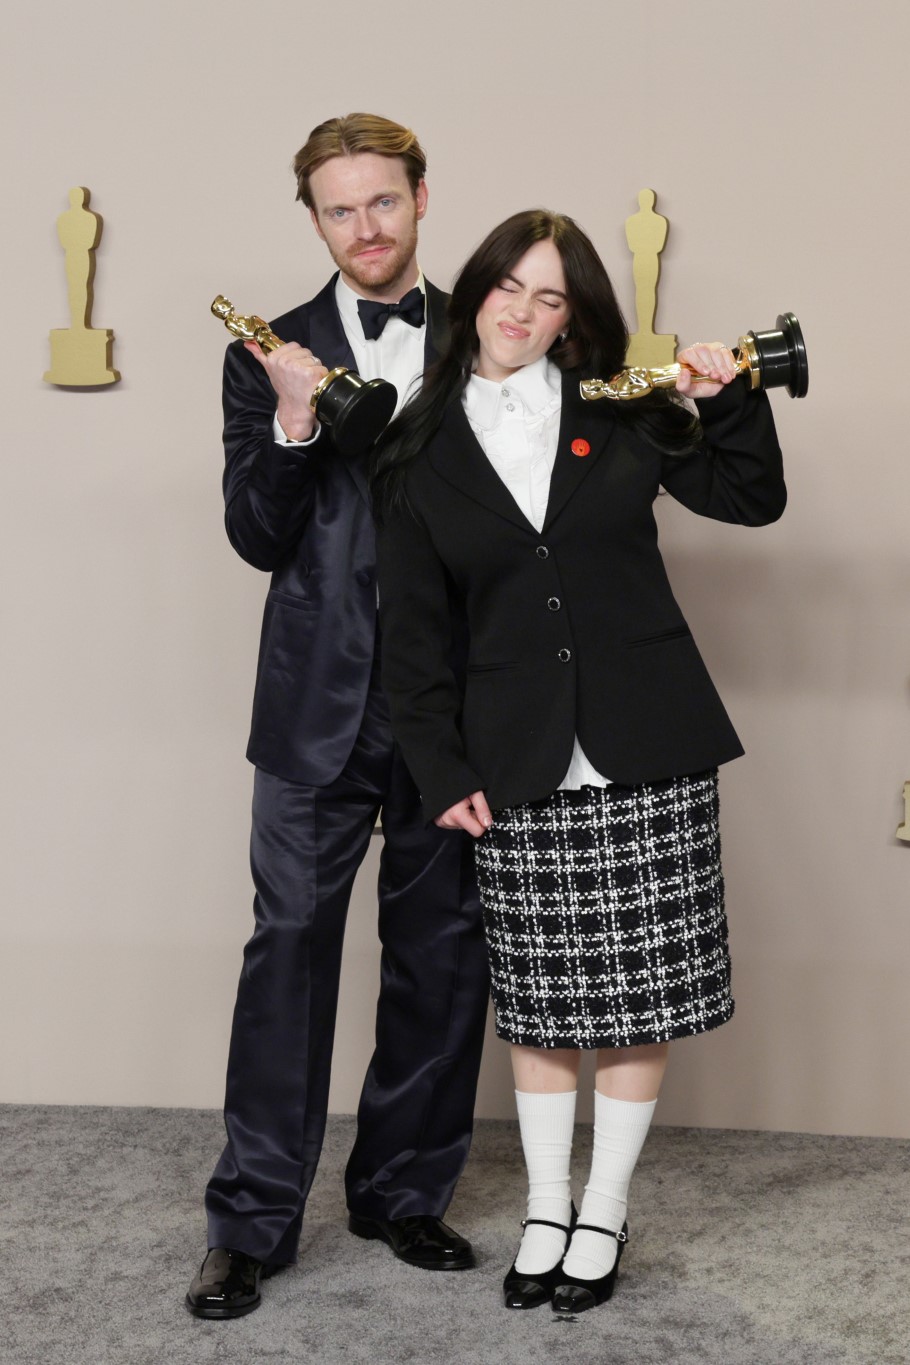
[473,770,734,1049]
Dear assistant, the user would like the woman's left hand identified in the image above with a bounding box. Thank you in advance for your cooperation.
[675,342,738,400]
[435,790,492,838]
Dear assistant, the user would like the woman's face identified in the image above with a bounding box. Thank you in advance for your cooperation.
[474,239,571,383]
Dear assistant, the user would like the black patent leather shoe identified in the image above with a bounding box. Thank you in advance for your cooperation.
[502,1205,578,1310]
[551,1221,629,1314]
[185,1247,275,1319]
[347,1213,475,1270]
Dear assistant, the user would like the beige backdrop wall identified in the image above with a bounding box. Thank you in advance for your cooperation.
[2,0,908,1139]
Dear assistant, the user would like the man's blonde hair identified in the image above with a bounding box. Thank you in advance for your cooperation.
[294,113,427,208]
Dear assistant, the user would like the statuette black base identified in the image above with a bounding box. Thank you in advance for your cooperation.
[312,369,398,457]
[745,312,808,398]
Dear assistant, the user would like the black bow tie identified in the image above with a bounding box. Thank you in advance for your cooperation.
[357,286,426,341]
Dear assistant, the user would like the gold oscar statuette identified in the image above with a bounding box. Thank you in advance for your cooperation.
[211,295,397,456]
[582,313,809,403]
[44,187,120,387]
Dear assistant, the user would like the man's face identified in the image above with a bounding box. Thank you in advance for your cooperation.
[308,152,427,301]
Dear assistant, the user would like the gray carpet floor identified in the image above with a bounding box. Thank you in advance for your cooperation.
[2,1105,907,1365]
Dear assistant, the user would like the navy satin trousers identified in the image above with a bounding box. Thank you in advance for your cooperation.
[204,669,490,1265]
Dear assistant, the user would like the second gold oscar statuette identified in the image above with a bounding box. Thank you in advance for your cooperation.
[582,313,808,402]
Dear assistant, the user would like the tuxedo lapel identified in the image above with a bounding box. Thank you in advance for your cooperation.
[424,280,450,365]
[340,446,371,508]
[301,276,449,510]
[302,275,369,504]
[341,450,371,507]
[542,371,616,532]
[306,274,358,374]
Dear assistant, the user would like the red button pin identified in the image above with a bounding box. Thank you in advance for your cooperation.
[571,438,591,457]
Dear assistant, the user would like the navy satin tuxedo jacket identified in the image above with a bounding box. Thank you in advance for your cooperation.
[221,275,451,781]
[206,275,489,1258]
[377,375,786,819]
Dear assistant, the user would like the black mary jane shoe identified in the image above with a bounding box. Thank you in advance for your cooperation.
[551,1220,629,1315]
[502,1206,577,1310]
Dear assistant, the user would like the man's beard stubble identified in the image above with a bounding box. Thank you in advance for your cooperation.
[332,214,419,299]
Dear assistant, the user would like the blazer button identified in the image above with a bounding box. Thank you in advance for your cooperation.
[557,648,572,662]
[355,569,372,586]
[536,545,549,559]
[547,597,561,611]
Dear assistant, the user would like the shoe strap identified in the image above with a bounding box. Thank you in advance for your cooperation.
[520,1216,572,1234]
[573,1222,628,1244]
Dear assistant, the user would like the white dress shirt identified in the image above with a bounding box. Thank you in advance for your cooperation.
[274,271,428,445]
[463,356,611,791]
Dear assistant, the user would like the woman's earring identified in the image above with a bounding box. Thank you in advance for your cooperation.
[559,330,568,343]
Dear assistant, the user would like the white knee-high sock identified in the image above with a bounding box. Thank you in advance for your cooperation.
[513,1089,576,1275]
[561,1092,656,1281]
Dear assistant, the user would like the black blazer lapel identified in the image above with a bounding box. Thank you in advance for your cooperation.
[542,371,616,532]
[428,400,538,534]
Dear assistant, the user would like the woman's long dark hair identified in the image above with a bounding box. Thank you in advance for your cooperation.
[371,209,699,517]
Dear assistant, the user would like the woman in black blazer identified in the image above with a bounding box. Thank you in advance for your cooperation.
[372,210,785,1316]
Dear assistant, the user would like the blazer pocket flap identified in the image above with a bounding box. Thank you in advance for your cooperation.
[625,624,692,648]
[267,588,313,611]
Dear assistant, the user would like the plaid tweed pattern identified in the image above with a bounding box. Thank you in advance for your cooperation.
[474,771,733,1049]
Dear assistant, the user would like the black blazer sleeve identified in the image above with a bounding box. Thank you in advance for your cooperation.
[221,340,333,572]
[659,381,786,525]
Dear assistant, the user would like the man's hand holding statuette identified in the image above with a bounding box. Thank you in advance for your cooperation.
[244,340,329,442]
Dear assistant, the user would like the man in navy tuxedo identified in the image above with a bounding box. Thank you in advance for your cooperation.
[186,114,489,1320]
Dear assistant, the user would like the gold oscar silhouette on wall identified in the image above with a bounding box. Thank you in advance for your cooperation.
[897,783,910,843]
[624,189,677,369]
[44,187,120,387]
